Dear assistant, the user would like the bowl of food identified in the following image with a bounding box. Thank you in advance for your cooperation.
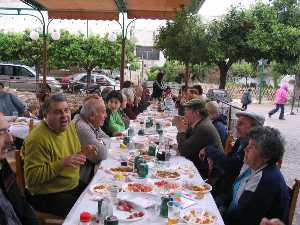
[185,183,212,194]
[182,208,217,225]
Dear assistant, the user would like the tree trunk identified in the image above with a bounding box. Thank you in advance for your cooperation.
[218,63,229,89]
[185,63,189,86]
[87,69,92,91]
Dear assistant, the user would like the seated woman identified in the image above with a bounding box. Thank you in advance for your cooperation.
[224,126,289,225]
[103,91,125,136]
[120,93,130,129]
[122,88,139,120]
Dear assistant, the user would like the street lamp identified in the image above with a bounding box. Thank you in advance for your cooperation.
[30,25,60,91]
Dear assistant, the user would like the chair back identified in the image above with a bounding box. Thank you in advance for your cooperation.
[289,179,300,225]
[14,150,25,195]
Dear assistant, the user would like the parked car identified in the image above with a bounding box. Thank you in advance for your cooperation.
[206,89,232,103]
[66,72,120,92]
[0,63,61,92]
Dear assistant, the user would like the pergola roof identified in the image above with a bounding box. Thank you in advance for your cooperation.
[22,0,205,20]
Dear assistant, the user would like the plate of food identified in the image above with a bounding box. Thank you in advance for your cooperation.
[114,200,145,222]
[123,182,153,193]
[185,183,212,194]
[182,209,217,224]
[153,180,182,193]
[128,154,154,162]
[109,166,134,175]
[155,170,181,180]
[89,183,109,194]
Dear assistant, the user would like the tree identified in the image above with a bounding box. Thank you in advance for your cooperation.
[0,32,24,63]
[205,6,256,89]
[155,10,207,85]
[146,60,181,82]
[229,61,256,86]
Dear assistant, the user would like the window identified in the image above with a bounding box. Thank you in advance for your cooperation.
[3,65,13,76]
[136,46,160,60]
[21,68,34,77]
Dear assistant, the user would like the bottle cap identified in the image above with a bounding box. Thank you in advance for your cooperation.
[80,211,91,222]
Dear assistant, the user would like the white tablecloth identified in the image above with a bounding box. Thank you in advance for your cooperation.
[63,137,225,225]
[8,117,40,139]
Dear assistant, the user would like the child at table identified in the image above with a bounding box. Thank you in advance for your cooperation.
[103,90,125,137]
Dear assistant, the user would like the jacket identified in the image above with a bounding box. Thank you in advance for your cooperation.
[0,159,38,225]
[275,83,288,104]
[74,115,110,185]
[241,90,252,105]
[224,164,290,225]
[177,117,223,174]
[211,114,228,146]
[0,92,26,116]
[152,80,166,99]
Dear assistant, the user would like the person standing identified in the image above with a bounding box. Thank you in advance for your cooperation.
[241,88,252,110]
[152,72,167,100]
[268,83,288,120]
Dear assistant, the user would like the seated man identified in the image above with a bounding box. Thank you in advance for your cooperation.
[206,101,228,146]
[23,94,92,217]
[0,114,38,225]
[175,99,223,177]
[224,127,289,225]
[201,111,265,204]
[74,96,110,186]
[0,82,29,116]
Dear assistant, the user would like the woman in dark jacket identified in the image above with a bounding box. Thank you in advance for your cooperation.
[224,126,289,225]
[152,72,167,100]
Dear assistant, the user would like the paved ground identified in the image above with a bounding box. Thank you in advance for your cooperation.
[238,102,300,225]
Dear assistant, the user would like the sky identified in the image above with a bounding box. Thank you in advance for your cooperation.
[0,0,269,33]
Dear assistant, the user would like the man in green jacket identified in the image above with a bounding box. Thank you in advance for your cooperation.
[175,98,223,178]
[23,94,95,217]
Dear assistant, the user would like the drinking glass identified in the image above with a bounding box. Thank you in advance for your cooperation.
[167,201,180,225]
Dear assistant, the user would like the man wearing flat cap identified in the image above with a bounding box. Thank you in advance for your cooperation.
[174,99,223,177]
[202,111,265,206]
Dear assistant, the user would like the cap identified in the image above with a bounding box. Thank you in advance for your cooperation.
[236,111,265,126]
[183,98,206,109]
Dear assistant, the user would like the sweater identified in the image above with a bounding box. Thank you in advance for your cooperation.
[0,159,38,225]
[224,164,290,225]
[177,117,223,174]
[74,115,110,185]
[107,111,125,134]
[0,92,26,116]
[23,121,81,195]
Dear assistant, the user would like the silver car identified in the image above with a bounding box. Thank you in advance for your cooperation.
[0,63,61,92]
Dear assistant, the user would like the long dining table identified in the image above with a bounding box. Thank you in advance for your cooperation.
[63,109,225,225]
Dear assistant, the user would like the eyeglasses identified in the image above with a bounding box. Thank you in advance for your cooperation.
[0,127,10,136]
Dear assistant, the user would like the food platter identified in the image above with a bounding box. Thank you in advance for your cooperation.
[114,200,146,222]
[155,170,181,180]
[153,180,182,193]
[123,182,153,193]
[185,183,212,194]
[89,183,109,194]
[182,208,217,224]
[109,166,134,175]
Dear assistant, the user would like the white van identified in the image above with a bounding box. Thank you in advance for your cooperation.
[0,63,61,92]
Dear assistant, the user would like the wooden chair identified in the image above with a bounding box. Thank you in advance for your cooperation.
[289,179,300,225]
[14,150,64,225]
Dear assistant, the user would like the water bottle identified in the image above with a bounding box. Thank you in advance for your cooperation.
[100,197,113,223]
[128,125,134,137]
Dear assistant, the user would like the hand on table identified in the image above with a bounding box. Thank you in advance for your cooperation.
[260,218,284,225]
[63,154,86,167]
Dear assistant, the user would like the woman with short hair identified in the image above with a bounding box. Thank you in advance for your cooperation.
[224,126,289,225]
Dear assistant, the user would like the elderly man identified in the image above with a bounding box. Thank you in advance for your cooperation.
[202,111,265,206]
[175,99,223,176]
[0,115,38,225]
[0,82,29,116]
[23,94,94,217]
[74,96,110,186]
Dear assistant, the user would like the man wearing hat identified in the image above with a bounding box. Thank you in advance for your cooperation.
[174,99,223,177]
[201,111,265,206]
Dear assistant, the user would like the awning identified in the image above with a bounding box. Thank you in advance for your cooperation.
[22,0,205,21]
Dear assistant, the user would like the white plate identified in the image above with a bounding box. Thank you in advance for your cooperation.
[118,192,160,209]
[89,183,109,194]
[186,183,212,194]
[181,208,217,225]
[113,201,146,222]
[155,170,181,180]
[122,182,154,193]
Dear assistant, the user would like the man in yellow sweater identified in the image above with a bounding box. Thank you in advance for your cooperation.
[23,94,94,217]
